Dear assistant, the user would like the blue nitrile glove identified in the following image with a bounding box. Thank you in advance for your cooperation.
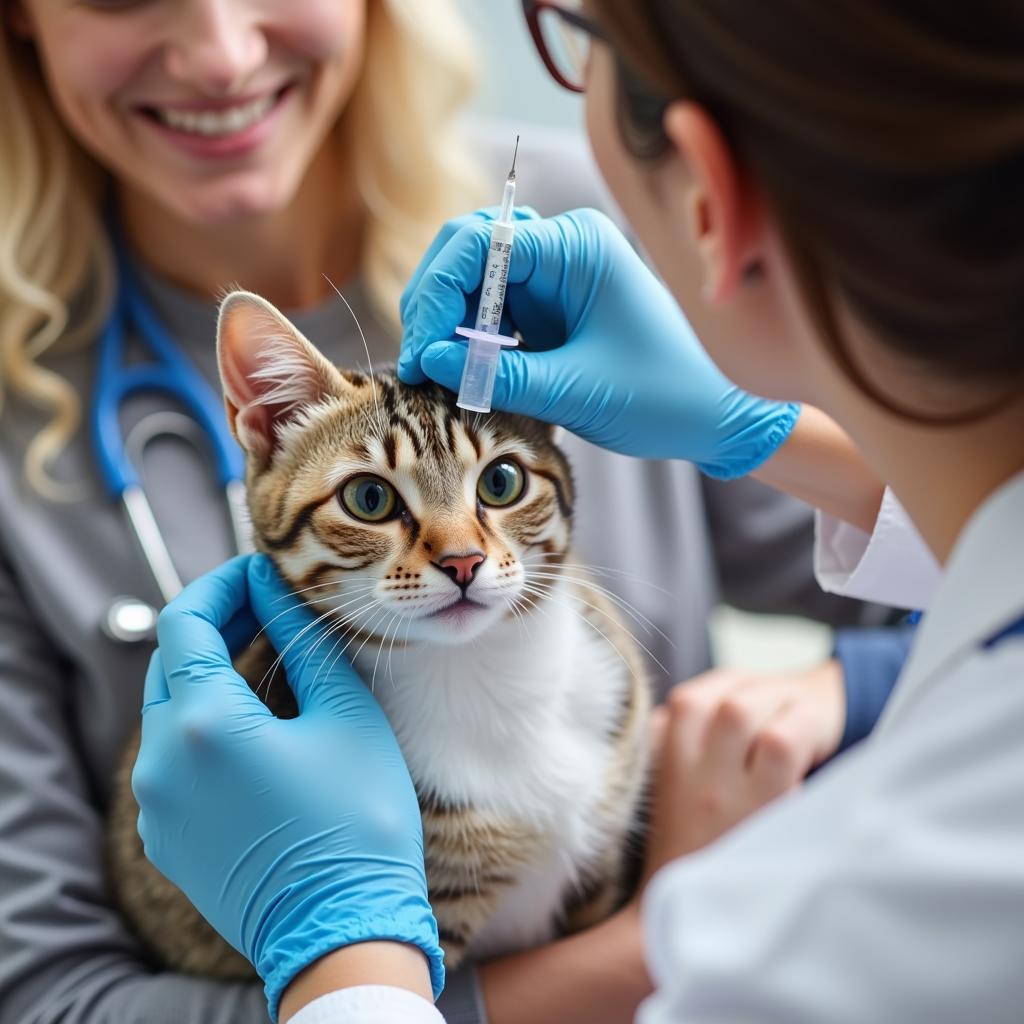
[133,554,442,1020]
[399,207,799,478]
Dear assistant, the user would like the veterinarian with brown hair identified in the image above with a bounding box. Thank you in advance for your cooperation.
[135,0,1024,1022]
[0,3,899,1024]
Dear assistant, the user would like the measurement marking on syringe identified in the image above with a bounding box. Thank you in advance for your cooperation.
[456,136,521,413]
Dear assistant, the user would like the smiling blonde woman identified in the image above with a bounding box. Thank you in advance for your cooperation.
[0,0,479,498]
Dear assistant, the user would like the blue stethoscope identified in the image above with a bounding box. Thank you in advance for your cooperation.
[92,239,252,642]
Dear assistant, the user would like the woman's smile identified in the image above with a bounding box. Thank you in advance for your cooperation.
[135,80,297,162]
[19,0,365,225]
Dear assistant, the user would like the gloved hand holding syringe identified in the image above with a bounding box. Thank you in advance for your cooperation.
[400,187,800,476]
[454,136,520,412]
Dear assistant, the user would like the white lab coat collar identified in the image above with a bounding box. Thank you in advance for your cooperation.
[887,470,1024,720]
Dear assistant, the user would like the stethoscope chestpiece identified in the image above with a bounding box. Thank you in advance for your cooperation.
[102,596,159,645]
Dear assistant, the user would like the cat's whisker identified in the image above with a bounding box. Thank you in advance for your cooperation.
[516,580,641,683]
[517,580,668,679]
[254,599,345,700]
[523,553,674,596]
[309,598,386,690]
[522,574,662,652]
[503,595,523,630]
[380,613,411,692]
[385,611,409,690]
[319,586,382,612]
[305,622,356,693]
[526,568,662,628]
[504,594,535,643]
[273,578,377,601]
[286,589,386,679]
[393,612,415,687]
[524,549,664,579]
[322,275,388,438]
[306,598,378,667]
[356,403,388,451]
[246,583,376,666]
[303,616,357,691]
[309,612,385,696]
[321,601,390,673]
[275,589,380,641]
[371,611,403,693]
[349,607,397,691]
[525,570,675,648]
[284,591,385,692]
[384,611,408,686]
[504,590,530,626]
[326,604,394,692]
[522,573,639,626]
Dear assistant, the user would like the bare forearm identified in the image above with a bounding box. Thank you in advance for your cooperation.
[479,904,650,1024]
[753,405,884,533]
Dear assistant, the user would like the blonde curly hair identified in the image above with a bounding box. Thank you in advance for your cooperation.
[0,0,483,498]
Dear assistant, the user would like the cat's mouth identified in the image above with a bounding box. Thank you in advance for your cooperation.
[429,596,487,619]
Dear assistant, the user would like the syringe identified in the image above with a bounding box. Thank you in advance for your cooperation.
[455,136,521,413]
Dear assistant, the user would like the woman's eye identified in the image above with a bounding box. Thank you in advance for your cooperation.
[340,476,399,522]
[477,459,526,507]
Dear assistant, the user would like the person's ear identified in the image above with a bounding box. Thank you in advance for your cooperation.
[217,291,354,465]
[661,101,763,302]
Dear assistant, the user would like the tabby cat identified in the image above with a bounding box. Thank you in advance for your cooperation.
[107,290,651,978]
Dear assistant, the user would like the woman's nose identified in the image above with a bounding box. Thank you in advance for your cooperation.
[163,0,268,96]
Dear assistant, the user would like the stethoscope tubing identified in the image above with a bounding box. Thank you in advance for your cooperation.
[92,242,251,632]
[92,252,244,499]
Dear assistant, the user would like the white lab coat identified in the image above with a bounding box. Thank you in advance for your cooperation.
[292,470,1024,1024]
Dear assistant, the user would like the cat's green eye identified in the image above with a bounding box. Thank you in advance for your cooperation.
[477,459,526,507]
[340,475,399,522]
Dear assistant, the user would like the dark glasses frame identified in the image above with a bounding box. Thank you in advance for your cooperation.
[522,0,608,94]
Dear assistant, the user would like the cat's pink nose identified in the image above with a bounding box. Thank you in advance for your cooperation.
[436,552,485,587]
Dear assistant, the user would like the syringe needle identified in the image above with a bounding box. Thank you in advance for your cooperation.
[508,134,520,181]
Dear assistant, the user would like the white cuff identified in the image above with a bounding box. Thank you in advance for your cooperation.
[287,986,446,1024]
[814,488,940,611]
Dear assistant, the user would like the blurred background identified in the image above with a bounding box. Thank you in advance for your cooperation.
[457,0,583,131]
[453,0,833,673]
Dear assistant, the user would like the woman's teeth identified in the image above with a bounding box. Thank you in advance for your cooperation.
[154,94,276,136]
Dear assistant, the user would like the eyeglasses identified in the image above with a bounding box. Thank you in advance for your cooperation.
[522,0,608,94]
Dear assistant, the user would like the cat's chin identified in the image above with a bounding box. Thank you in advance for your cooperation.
[400,599,508,647]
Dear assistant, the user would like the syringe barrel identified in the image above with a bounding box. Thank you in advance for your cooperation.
[499,178,516,223]
[474,220,516,334]
[457,337,502,413]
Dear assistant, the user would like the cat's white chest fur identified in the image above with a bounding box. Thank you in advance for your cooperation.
[355,579,633,959]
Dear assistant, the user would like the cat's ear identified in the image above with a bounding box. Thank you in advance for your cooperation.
[217,290,351,463]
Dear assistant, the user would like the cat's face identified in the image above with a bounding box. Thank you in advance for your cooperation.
[218,291,573,647]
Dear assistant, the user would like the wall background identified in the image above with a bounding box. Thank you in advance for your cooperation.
[455,0,585,130]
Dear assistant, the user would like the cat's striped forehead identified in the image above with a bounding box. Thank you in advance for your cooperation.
[310,370,573,510]
[256,366,574,529]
